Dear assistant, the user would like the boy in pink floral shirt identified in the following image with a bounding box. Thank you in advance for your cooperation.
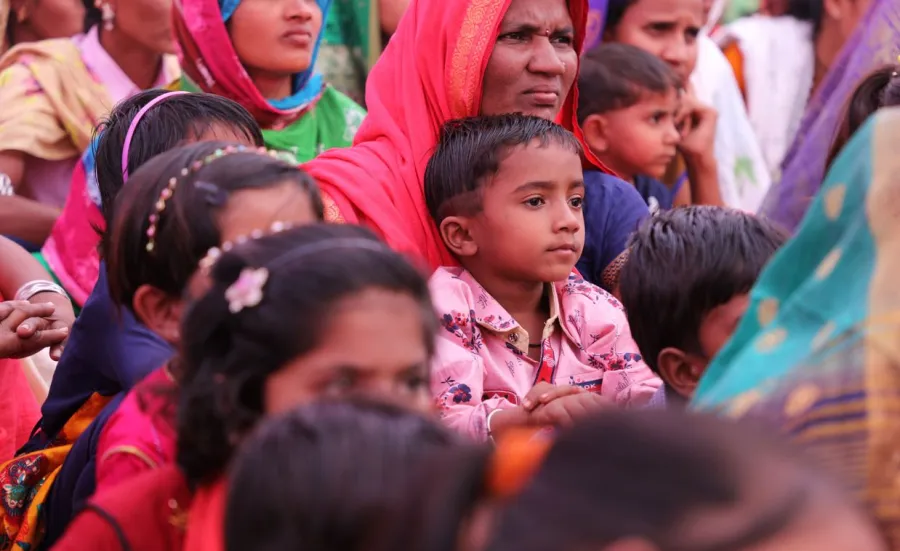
[424,115,660,441]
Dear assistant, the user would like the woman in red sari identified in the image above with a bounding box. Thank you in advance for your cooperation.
[306,0,609,269]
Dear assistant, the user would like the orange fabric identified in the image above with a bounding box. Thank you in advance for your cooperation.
[183,478,226,551]
[487,428,553,499]
[0,358,39,462]
[722,41,747,102]
[304,0,608,271]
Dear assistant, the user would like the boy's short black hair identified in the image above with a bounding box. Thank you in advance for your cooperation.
[618,206,788,373]
[424,114,582,226]
[577,43,682,125]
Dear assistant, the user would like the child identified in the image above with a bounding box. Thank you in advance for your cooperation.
[223,401,456,551]
[618,206,786,407]
[53,223,441,551]
[484,410,886,551]
[826,64,900,168]
[1,142,323,550]
[577,43,684,213]
[424,114,660,442]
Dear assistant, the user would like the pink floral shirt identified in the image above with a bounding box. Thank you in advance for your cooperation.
[430,267,661,440]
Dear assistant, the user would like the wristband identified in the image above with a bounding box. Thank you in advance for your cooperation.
[486,408,504,443]
[15,280,69,302]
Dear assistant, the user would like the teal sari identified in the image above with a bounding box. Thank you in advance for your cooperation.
[693,108,900,545]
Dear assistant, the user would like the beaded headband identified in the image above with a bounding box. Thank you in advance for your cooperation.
[144,145,292,253]
[122,91,189,182]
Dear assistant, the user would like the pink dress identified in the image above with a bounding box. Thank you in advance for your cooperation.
[94,367,176,494]
[430,267,661,440]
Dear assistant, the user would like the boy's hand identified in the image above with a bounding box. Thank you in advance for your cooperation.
[676,86,718,162]
[529,392,610,427]
[0,301,69,359]
[521,381,584,411]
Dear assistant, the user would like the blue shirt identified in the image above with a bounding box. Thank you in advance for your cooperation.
[634,174,676,214]
[577,171,650,291]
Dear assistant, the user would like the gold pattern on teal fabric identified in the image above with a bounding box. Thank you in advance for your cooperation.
[755,327,787,353]
[823,184,846,221]
[757,298,779,328]
[815,248,842,280]
[811,321,837,351]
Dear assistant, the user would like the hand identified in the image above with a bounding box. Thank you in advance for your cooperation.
[522,381,584,411]
[529,392,611,427]
[0,300,69,359]
[28,291,75,360]
[676,86,718,162]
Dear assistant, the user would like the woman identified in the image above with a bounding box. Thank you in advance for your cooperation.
[304,0,612,270]
[602,0,771,211]
[172,0,366,162]
[0,0,179,246]
[693,106,900,547]
[756,0,897,231]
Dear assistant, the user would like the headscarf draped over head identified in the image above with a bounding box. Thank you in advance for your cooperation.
[304,0,607,270]
[693,107,900,545]
[759,0,900,231]
[172,0,330,129]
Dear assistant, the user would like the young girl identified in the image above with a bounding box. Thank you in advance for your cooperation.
[424,114,660,442]
[0,0,180,245]
[826,65,900,168]
[52,223,440,551]
[172,0,366,161]
[220,400,455,551]
[0,142,321,550]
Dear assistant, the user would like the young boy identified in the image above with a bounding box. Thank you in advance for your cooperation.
[618,206,787,407]
[577,43,719,212]
[424,114,660,441]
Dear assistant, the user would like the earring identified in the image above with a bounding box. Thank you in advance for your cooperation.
[96,1,115,31]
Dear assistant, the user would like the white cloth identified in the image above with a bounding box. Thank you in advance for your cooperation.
[715,15,815,181]
[691,34,771,212]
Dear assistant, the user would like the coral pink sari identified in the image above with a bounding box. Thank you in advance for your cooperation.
[0,359,39,461]
[304,0,608,270]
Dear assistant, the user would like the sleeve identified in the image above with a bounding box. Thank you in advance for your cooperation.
[584,290,661,408]
[429,275,517,441]
[49,507,128,551]
[0,63,71,160]
[95,401,164,493]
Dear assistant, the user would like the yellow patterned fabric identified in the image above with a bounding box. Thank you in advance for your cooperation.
[0,394,111,550]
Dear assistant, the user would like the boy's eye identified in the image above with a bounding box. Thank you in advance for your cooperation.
[325,370,358,394]
[403,373,428,391]
[524,197,545,207]
[569,196,584,208]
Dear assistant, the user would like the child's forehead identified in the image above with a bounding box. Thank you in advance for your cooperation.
[490,141,584,184]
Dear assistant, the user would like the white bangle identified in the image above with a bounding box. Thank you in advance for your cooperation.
[486,408,503,443]
[14,280,69,302]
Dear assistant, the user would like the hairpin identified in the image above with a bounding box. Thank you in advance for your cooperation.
[199,220,295,272]
[225,267,269,313]
[121,91,189,182]
[144,145,290,254]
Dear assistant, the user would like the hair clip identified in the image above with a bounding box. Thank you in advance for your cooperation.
[194,180,229,207]
[225,267,269,313]
[199,220,295,272]
[144,145,290,254]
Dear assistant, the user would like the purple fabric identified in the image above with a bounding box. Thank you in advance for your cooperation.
[759,0,899,231]
[584,0,608,51]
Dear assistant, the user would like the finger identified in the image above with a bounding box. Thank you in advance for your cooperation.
[18,327,69,357]
[2,303,55,331]
[15,316,53,338]
[522,382,556,410]
[537,385,583,405]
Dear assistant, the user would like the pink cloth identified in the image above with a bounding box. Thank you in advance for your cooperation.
[95,367,176,494]
[0,359,40,462]
[430,267,660,440]
[40,28,179,305]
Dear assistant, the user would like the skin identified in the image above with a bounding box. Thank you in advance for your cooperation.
[583,89,680,182]
[379,0,409,34]
[657,293,749,399]
[264,289,433,415]
[439,141,607,435]
[229,0,323,100]
[480,0,578,120]
[8,0,85,45]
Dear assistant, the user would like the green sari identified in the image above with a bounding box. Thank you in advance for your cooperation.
[692,107,900,545]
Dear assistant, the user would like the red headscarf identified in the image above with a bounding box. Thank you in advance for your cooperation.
[304,0,609,270]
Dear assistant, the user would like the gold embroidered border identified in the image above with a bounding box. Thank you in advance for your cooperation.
[448,0,508,118]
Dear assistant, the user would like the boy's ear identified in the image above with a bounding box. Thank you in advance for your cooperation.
[132,285,184,346]
[439,216,478,258]
[657,347,704,400]
[581,113,610,155]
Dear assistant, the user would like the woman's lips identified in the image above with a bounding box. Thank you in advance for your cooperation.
[282,30,313,47]
[525,90,561,106]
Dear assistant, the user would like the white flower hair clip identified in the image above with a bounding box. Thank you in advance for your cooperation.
[225,267,269,314]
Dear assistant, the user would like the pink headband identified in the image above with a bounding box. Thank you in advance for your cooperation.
[121,91,190,181]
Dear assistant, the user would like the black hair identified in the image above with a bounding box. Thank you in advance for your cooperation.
[424,114,582,226]
[83,0,102,31]
[106,140,322,312]
[176,224,437,486]
[786,0,825,36]
[225,400,457,551]
[96,89,264,258]
[827,65,900,167]
[577,43,682,124]
[618,206,787,374]
[604,0,638,33]
[486,410,830,551]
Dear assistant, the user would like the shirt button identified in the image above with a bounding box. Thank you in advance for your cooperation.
[508,333,519,343]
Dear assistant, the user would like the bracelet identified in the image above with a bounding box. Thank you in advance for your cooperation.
[486,408,503,444]
[14,280,69,302]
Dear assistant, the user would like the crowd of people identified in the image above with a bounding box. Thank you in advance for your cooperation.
[0,0,896,549]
